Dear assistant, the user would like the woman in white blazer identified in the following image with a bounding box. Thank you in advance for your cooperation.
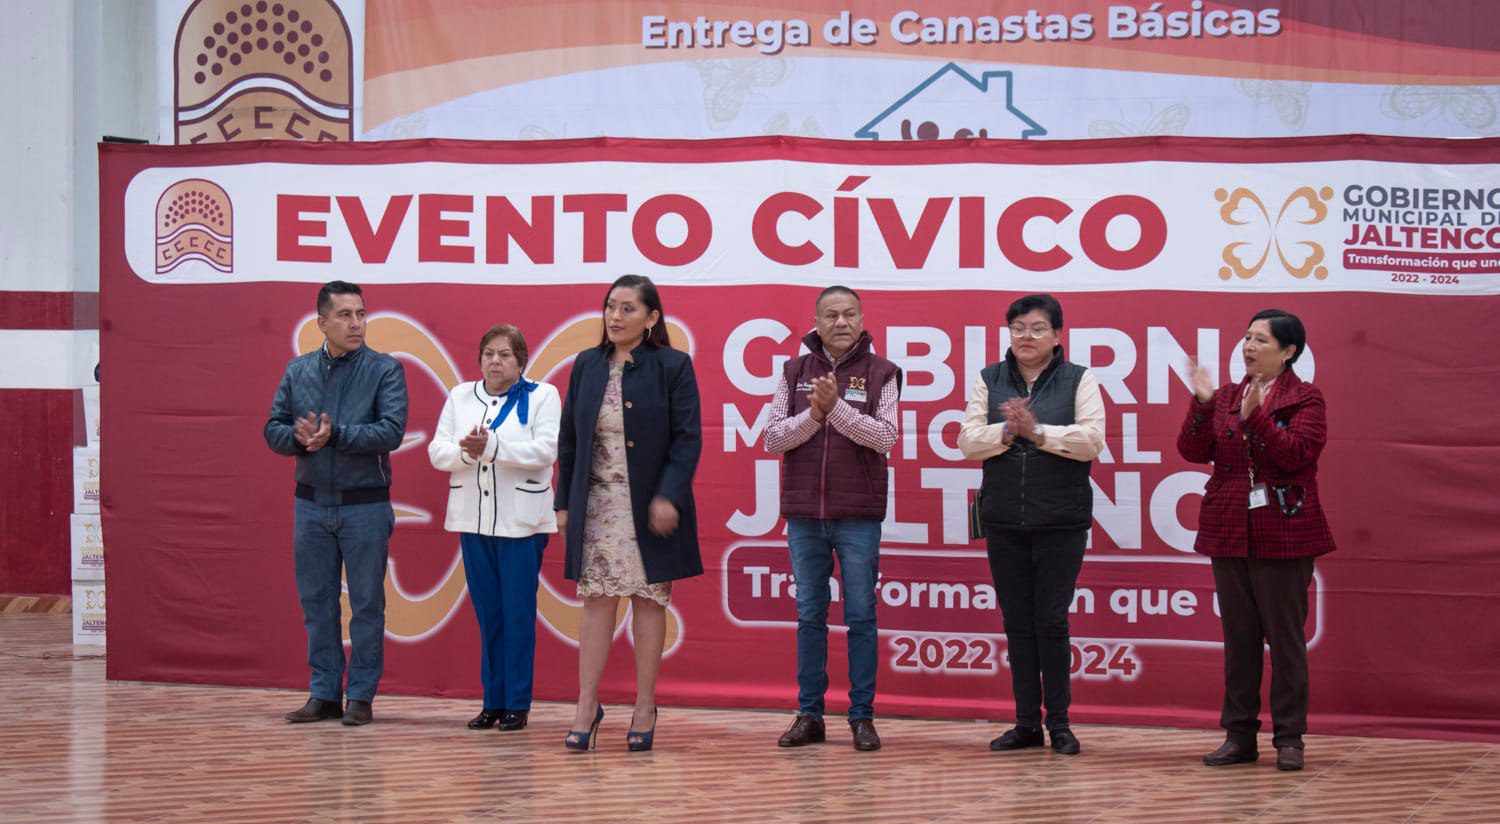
[429,324,560,731]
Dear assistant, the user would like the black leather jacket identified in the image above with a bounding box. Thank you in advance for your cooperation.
[264,344,408,503]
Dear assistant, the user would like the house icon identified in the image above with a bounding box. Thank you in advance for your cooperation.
[855,63,1045,141]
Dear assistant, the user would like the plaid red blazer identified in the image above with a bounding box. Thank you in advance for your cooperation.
[1176,368,1336,560]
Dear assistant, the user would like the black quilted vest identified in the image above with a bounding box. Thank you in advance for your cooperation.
[979,348,1093,531]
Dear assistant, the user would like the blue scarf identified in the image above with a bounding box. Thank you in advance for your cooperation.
[488,378,539,429]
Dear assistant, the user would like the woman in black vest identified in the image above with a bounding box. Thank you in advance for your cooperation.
[555,275,703,752]
[958,294,1106,755]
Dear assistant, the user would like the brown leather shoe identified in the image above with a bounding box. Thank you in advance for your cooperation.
[342,699,373,726]
[1203,738,1258,766]
[850,718,881,751]
[777,715,826,747]
[284,697,342,723]
[1276,746,1304,771]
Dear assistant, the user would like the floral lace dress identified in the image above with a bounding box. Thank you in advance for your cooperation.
[577,363,672,606]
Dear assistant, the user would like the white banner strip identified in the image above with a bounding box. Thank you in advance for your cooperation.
[119,145,1500,295]
[0,330,99,390]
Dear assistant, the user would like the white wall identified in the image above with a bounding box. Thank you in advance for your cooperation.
[1,1,76,294]
[0,0,153,389]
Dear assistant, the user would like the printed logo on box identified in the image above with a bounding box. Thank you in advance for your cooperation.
[80,521,104,567]
[81,385,101,447]
[74,448,101,509]
[73,583,107,644]
[71,514,104,579]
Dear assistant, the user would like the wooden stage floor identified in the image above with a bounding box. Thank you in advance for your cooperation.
[1,613,1494,823]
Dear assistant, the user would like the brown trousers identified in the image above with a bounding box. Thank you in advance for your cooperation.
[1211,556,1316,750]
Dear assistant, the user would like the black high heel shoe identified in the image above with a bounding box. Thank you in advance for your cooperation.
[468,709,503,730]
[564,704,604,751]
[626,708,657,752]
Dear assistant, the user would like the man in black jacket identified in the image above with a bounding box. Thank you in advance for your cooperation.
[264,281,408,726]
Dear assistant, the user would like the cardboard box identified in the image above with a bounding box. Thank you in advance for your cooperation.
[72,581,106,645]
[81,384,100,447]
[73,446,100,513]
[70,513,104,580]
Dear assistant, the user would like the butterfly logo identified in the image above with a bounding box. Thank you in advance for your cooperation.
[1236,79,1311,130]
[1087,103,1190,138]
[1381,86,1499,133]
[763,111,823,137]
[1214,185,1333,281]
[692,58,789,126]
[295,315,694,653]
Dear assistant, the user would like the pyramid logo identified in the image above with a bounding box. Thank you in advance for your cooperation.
[155,178,233,274]
[174,0,353,143]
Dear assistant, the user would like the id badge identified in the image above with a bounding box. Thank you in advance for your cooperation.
[1248,483,1269,510]
[844,388,868,403]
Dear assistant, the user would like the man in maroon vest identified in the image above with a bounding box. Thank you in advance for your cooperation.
[764,286,901,752]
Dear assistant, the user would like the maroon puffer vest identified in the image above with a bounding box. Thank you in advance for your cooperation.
[779,330,901,521]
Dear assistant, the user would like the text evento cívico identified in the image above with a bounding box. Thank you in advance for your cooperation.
[275,181,1168,273]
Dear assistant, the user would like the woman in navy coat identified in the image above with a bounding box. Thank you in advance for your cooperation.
[555,274,702,751]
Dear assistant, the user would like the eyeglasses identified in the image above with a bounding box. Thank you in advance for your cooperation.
[1008,324,1054,339]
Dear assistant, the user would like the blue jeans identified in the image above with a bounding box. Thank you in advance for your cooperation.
[293,498,393,703]
[786,518,882,721]
[460,532,546,711]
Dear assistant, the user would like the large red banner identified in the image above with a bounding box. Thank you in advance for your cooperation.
[100,137,1500,740]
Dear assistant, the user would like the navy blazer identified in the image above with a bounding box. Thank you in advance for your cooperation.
[555,343,703,584]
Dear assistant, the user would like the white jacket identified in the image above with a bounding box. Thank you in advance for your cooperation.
[428,380,560,537]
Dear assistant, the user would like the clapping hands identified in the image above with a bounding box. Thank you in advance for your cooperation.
[459,425,489,460]
[1241,379,1268,420]
[808,372,838,421]
[1001,397,1040,442]
[1187,357,1217,404]
[294,412,331,452]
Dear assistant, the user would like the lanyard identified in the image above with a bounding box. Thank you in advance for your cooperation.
[1239,378,1276,487]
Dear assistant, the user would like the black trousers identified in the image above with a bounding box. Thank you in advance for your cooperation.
[1211,556,1316,750]
[985,528,1087,731]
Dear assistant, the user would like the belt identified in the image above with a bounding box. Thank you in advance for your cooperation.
[295,484,390,505]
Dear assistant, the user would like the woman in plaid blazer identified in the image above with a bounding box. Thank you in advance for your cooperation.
[1178,309,1335,774]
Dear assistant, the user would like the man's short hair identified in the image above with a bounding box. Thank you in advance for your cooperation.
[816,285,861,311]
[317,280,363,315]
